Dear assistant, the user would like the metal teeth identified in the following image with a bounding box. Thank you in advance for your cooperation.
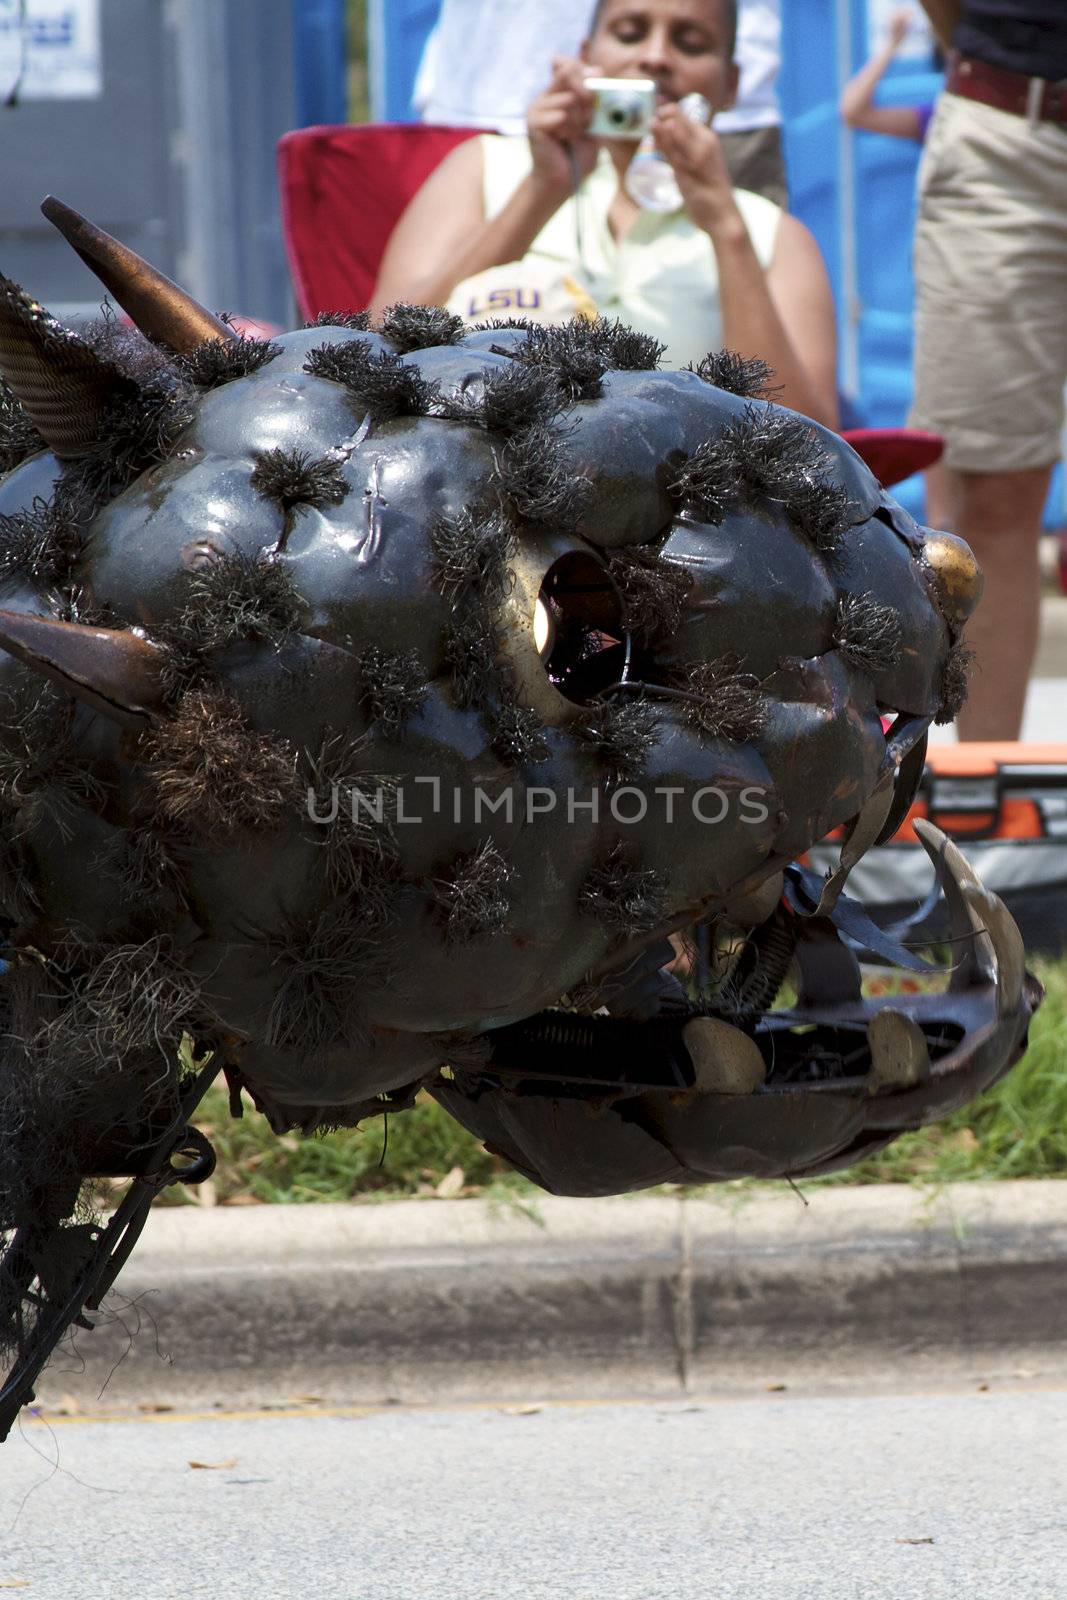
[815,772,894,915]
[867,1008,930,1092]
[914,819,1027,1018]
[913,819,995,990]
[682,1017,766,1095]
[961,881,1025,1019]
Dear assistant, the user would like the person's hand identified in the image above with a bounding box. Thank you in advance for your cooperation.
[526,57,598,194]
[649,104,739,236]
[888,8,912,48]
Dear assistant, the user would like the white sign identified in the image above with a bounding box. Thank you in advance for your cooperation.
[0,0,102,102]
[865,0,935,63]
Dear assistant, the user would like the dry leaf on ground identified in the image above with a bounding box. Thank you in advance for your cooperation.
[189,1458,238,1470]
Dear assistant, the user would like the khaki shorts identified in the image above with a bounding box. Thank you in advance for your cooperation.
[909,92,1067,473]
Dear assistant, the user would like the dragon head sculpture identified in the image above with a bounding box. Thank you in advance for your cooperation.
[0,200,1039,1434]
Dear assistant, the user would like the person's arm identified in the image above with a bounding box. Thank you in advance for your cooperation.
[370,57,597,318]
[653,108,839,428]
[707,211,839,429]
[761,215,839,428]
[370,140,564,316]
[841,10,926,140]
[916,0,960,51]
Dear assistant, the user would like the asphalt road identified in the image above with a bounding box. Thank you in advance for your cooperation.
[2,1386,1065,1600]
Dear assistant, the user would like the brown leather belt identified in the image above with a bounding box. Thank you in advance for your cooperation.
[947,50,1067,124]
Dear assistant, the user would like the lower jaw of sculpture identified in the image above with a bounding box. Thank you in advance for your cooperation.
[426,820,1040,1192]
[0,822,1039,1442]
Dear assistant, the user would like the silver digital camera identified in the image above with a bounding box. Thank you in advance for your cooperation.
[585,76,656,139]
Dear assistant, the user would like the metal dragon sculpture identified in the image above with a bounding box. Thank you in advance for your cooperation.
[0,198,1040,1437]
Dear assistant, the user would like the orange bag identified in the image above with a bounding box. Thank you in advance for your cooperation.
[808,743,1067,953]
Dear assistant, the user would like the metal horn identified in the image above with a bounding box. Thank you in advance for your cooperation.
[0,609,167,727]
[41,196,235,354]
[0,274,137,459]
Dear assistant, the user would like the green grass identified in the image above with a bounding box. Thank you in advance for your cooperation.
[159,1087,535,1208]
[160,955,1067,1207]
[810,953,1067,1185]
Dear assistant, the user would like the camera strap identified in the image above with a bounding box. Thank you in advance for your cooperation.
[564,143,587,271]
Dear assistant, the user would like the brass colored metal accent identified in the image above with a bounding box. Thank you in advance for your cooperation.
[41,195,236,354]
[921,531,984,627]
[0,609,167,727]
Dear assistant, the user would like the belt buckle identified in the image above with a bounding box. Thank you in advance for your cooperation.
[1026,77,1044,126]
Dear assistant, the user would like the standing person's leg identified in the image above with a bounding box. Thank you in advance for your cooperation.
[922,457,956,531]
[951,463,1053,741]
[909,94,1067,739]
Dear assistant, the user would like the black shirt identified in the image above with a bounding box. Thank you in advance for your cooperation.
[956,1,1067,80]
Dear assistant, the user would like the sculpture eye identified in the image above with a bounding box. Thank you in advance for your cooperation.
[536,550,627,703]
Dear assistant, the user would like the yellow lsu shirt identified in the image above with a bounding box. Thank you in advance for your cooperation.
[446,135,782,370]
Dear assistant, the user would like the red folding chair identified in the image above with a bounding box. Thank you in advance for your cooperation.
[278,123,479,323]
[277,123,942,491]
[839,426,943,491]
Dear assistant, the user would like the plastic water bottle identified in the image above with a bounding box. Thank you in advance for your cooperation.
[625,93,712,213]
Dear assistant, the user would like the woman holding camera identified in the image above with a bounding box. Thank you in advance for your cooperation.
[370,0,838,427]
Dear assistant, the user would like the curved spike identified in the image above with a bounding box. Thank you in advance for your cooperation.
[0,608,166,727]
[41,196,236,355]
[913,819,996,990]
[815,772,894,915]
[961,881,1025,1019]
[0,274,137,459]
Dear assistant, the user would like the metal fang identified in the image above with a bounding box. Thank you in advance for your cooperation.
[41,196,236,354]
[867,1009,930,1092]
[913,819,996,990]
[0,609,167,728]
[961,881,1025,1019]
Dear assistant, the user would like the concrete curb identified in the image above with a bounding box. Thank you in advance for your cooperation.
[39,1182,1067,1411]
